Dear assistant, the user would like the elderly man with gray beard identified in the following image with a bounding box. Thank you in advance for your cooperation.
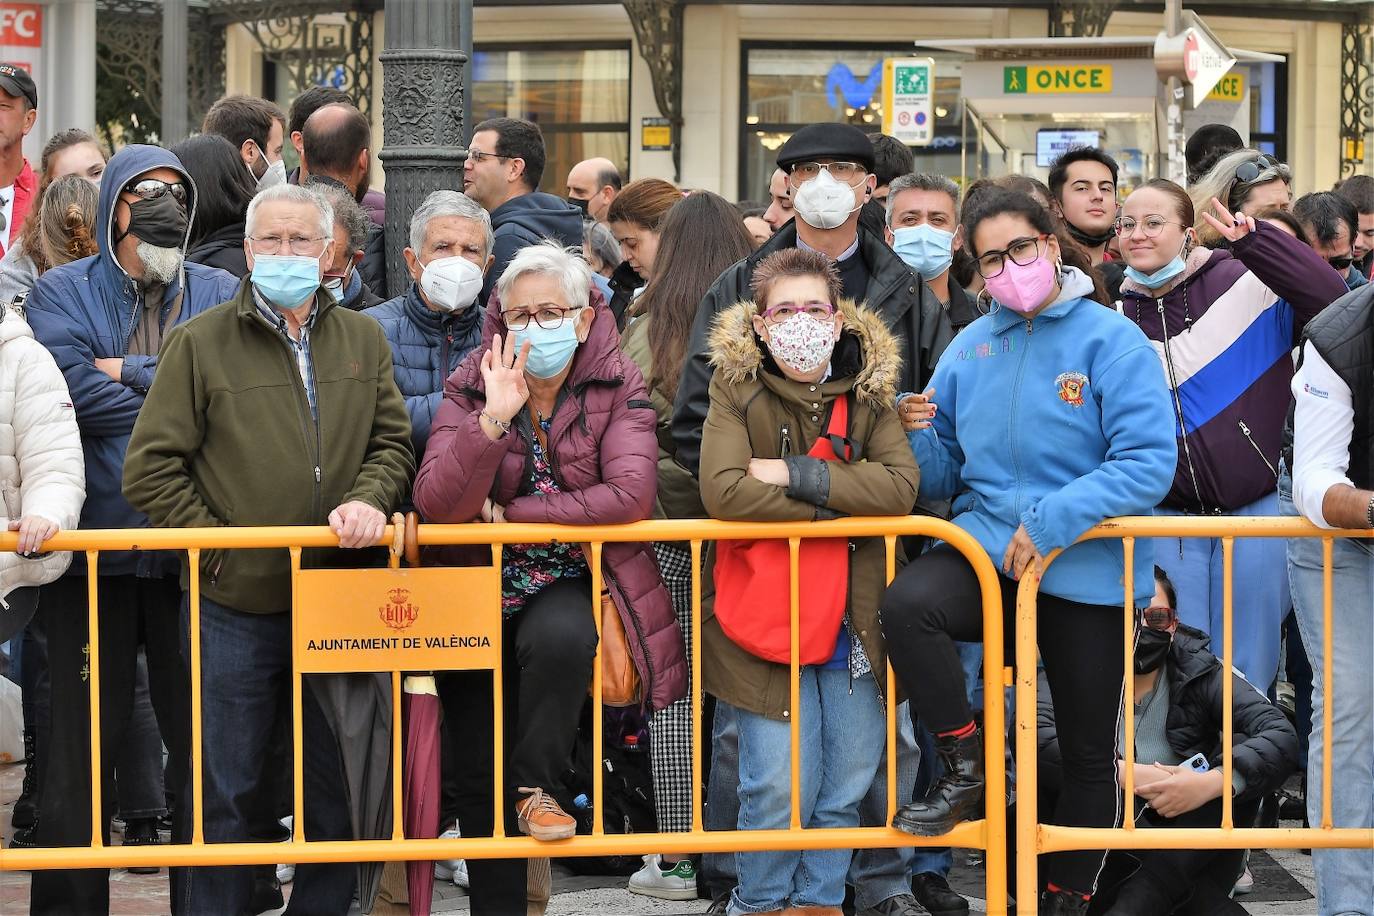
[25,143,240,915]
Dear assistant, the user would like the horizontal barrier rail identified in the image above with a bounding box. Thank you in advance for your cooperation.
[0,517,1011,913]
[1013,516,1374,915]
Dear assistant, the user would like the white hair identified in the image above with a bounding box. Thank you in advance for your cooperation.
[245,183,334,241]
[409,189,494,258]
[495,240,594,310]
[136,241,183,285]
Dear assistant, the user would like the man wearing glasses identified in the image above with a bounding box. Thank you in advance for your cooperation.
[24,144,242,914]
[463,117,586,307]
[124,182,413,915]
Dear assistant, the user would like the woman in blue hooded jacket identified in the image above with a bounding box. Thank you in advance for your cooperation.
[879,189,1177,916]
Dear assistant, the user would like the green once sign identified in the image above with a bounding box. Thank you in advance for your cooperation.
[895,65,929,95]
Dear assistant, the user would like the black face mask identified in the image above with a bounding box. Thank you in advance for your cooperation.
[568,196,590,216]
[1135,626,1173,674]
[1067,220,1116,249]
[117,194,189,249]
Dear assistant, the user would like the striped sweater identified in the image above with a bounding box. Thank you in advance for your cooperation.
[1119,222,1349,512]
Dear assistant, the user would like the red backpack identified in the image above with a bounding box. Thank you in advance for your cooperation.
[713,395,852,664]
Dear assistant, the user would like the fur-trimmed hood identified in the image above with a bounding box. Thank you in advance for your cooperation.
[705,297,901,409]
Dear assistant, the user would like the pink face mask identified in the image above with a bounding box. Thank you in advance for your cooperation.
[985,255,1058,315]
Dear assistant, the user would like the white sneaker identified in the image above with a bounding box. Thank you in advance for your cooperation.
[433,824,470,888]
[627,854,698,901]
[276,863,295,885]
[1232,866,1254,896]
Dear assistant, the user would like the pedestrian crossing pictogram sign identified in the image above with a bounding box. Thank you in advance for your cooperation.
[882,57,935,147]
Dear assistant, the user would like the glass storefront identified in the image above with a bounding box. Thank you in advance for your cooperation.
[472,44,631,194]
[740,43,967,201]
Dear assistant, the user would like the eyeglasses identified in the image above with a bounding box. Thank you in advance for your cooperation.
[1232,154,1284,186]
[1327,254,1355,270]
[760,300,836,323]
[467,149,510,165]
[788,161,867,186]
[1114,216,1187,239]
[975,234,1051,280]
[1142,605,1178,631]
[502,304,582,331]
[249,235,329,256]
[124,178,187,205]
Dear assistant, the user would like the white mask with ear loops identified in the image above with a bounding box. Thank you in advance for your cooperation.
[791,168,860,230]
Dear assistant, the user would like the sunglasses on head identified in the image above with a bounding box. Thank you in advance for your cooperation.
[1233,154,1283,186]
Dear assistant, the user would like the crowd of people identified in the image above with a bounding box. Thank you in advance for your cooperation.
[0,60,1370,916]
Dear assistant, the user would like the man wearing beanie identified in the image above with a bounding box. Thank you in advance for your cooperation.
[672,122,952,475]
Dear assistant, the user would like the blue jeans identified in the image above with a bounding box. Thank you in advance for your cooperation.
[703,699,741,897]
[178,595,356,916]
[849,702,952,909]
[1155,492,1288,690]
[1281,481,1374,916]
[730,668,885,914]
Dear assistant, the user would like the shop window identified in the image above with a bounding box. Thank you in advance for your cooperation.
[1240,60,1287,163]
[472,44,631,195]
[740,42,967,201]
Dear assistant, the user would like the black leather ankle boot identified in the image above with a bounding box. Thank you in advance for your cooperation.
[891,727,984,836]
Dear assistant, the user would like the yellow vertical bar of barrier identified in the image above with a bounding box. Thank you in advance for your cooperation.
[981,554,1007,916]
[1220,537,1234,830]
[690,538,704,833]
[86,553,103,848]
[1014,573,1039,916]
[1321,537,1334,830]
[788,536,802,831]
[391,669,404,841]
[490,543,506,838]
[1122,537,1136,829]
[290,547,305,839]
[188,548,205,844]
[884,535,897,822]
[590,541,605,836]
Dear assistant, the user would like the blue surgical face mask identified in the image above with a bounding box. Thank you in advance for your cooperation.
[892,223,955,279]
[514,311,583,379]
[1124,234,1192,290]
[251,254,323,309]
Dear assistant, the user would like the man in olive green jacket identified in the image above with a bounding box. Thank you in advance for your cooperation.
[123,184,412,915]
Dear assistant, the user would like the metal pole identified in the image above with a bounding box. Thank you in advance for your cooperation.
[379,0,468,298]
[160,0,188,143]
[461,0,474,143]
[1164,0,1186,183]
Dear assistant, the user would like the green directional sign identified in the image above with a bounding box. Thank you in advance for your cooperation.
[895,65,928,95]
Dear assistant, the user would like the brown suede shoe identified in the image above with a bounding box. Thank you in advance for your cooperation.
[515,787,577,841]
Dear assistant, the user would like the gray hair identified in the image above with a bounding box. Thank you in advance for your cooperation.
[583,219,622,270]
[408,190,493,258]
[1190,148,1292,234]
[246,183,333,241]
[310,182,370,254]
[495,240,593,310]
[885,172,961,226]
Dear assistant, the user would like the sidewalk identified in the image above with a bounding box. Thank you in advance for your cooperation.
[0,761,1320,915]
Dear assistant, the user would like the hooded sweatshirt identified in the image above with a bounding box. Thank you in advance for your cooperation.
[1117,222,1348,512]
[480,191,585,305]
[25,145,242,577]
[912,266,1177,606]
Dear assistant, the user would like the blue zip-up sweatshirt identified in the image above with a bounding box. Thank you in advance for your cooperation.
[911,267,1177,605]
[25,145,241,577]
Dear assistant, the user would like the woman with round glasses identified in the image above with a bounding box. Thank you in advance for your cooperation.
[879,188,1177,916]
[412,241,686,914]
[1115,178,1347,693]
[1032,567,1296,915]
[1190,150,1293,247]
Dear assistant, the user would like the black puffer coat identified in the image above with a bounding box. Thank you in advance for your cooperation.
[1039,625,1298,803]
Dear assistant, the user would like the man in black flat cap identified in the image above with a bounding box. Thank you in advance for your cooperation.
[671,121,953,475]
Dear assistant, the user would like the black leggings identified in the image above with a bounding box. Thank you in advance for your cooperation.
[879,544,1125,897]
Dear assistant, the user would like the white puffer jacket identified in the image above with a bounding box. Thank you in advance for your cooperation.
[0,302,84,601]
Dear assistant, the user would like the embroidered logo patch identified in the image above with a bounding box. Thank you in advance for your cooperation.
[1055,371,1089,407]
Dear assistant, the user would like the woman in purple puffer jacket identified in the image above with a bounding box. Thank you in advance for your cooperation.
[414,241,687,915]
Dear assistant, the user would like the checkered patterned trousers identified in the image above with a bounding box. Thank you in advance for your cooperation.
[648,540,696,833]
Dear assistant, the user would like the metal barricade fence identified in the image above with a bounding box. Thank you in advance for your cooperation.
[0,516,1012,914]
[1012,515,1374,916]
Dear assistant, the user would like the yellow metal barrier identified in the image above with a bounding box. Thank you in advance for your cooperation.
[1013,515,1374,915]
[0,517,1011,915]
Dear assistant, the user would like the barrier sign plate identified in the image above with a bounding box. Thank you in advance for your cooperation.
[294,566,501,672]
[882,57,935,146]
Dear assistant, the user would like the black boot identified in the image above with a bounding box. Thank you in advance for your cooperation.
[911,872,969,916]
[892,728,984,836]
[121,817,164,875]
[11,723,37,830]
[1039,889,1090,916]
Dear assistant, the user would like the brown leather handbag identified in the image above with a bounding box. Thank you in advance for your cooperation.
[596,586,641,708]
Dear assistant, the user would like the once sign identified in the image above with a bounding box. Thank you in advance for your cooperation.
[1003,65,1113,95]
